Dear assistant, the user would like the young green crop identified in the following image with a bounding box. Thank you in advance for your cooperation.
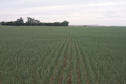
[0,26,126,84]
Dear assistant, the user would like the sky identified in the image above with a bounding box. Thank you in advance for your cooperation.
[0,0,126,26]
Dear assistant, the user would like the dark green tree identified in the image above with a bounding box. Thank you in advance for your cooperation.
[26,17,40,25]
[15,17,24,25]
[62,21,69,26]
[1,17,69,26]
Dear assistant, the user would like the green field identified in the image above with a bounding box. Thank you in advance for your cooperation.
[0,26,126,84]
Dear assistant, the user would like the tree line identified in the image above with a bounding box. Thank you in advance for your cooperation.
[1,17,69,26]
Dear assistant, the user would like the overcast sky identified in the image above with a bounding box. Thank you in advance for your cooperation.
[0,0,126,26]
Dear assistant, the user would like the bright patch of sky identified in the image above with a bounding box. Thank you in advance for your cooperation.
[0,0,126,26]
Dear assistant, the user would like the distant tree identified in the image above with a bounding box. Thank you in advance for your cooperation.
[15,17,24,25]
[1,22,5,25]
[62,21,69,26]
[26,17,40,25]
[1,17,69,26]
[26,17,32,24]
[54,22,61,26]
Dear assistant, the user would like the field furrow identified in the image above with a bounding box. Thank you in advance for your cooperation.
[43,40,67,83]
[76,41,99,84]
[67,40,72,84]
[57,40,69,84]
[29,42,61,83]
[74,41,81,84]
[49,40,67,84]
[0,78,1,84]
[58,28,72,84]
[75,40,90,84]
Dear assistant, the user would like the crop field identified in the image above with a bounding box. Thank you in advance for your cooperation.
[0,26,126,84]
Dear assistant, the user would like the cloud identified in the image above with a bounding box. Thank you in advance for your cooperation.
[0,0,126,26]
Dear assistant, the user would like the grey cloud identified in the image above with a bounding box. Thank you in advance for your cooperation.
[0,0,126,26]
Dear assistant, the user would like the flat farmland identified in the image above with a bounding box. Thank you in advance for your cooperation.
[0,26,126,84]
